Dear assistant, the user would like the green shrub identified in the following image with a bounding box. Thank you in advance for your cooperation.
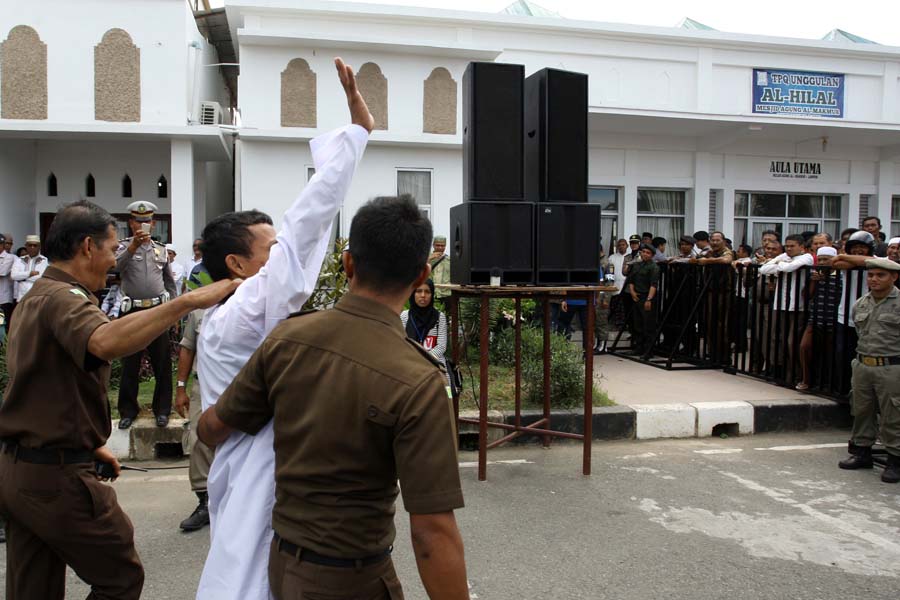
[487,325,600,409]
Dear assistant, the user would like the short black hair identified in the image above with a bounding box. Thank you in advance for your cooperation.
[638,243,655,254]
[641,232,653,239]
[200,210,274,281]
[785,234,805,245]
[840,227,858,239]
[710,231,726,240]
[349,195,432,293]
[679,235,695,245]
[651,237,666,248]
[44,200,117,261]
[693,230,710,242]
[862,216,881,227]
[761,229,781,242]
[738,244,753,256]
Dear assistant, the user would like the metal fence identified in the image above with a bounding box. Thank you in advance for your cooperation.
[609,262,868,401]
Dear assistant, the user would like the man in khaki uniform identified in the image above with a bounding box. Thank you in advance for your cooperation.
[838,257,900,483]
[116,200,178,429]
[0,200,238,599]
[200,196,468,600]
[174,308,214,531]
[430,235,450,308]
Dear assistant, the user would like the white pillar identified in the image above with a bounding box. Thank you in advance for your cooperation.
[170,139,195,260]
[622,149,639,237]
[843,192,861,233]
[720,188,735,239]
[691,152,711,234]
[875,160,894,235]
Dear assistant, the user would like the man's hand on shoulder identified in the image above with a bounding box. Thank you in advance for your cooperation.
[183,278,243,310]
[335,57,375,133]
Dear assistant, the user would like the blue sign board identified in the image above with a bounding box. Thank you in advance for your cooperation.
[752,69,844,118]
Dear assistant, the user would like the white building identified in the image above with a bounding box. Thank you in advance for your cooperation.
[3,0,900,257]
[0,0,233,258]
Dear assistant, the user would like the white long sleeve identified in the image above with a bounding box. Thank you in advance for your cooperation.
[758,253,787,275]
[195,124,368,600]
[777,253,814,273]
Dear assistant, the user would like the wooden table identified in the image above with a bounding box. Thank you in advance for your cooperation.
[440,284,617,481]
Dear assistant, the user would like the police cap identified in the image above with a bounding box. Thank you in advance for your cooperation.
[865,257,900,272]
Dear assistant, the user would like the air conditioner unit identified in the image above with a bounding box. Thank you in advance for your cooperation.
[199,101,222,125]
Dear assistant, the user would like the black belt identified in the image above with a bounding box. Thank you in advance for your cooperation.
[857,355,900,367]
[0,440,93,465]
[274,533,391,568]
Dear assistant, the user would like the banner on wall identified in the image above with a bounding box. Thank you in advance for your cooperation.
[752,69,844,118]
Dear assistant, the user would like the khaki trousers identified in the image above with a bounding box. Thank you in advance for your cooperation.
[0,452,144,600]
[850,361,900,455]
[268,538,404,600]
[187,383,214,492]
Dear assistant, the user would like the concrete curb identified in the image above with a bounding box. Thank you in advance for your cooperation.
[109,418,189,460]
[458,397,850,444]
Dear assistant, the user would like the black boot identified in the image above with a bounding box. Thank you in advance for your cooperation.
[180,491,210,532]
[0,517,6,544]
[838,442,873,470]
[882,453,900,484]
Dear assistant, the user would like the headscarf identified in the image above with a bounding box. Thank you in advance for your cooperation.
[406,279,440,344]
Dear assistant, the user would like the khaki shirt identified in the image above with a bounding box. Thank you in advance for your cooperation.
[852,287,900,356]
[0,266,111,449]
[216,292,464,558]
[116,238,176,300]
[179,309,205,374]
[430,255,451,298]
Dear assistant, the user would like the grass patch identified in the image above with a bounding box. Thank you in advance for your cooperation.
[458,363,613,412]
[109,375,185,419]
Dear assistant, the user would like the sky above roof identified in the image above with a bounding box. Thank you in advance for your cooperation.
[212,0,900,47]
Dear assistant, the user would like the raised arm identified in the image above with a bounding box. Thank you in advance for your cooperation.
[220,58,373,337]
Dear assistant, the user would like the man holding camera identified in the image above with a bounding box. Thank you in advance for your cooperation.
[116,201,177,429]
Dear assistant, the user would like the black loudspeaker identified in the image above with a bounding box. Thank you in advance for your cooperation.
[535,204,602,285]
[450,202,534,285]
[525,68,588,203]
[463,62,525,202]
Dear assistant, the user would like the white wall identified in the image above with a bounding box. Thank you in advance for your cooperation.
[238,44,467,136]
[34,140,170,216]
[0,0,193,125]
[0,140,37,242]
[240,140,461,239]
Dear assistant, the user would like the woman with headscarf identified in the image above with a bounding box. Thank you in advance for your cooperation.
[400,278,448,363]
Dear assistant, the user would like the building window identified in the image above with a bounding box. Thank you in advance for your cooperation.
[397,169,432,219]
[157,174,168,198]
[734,192,841,248]
[637,189,685,255]
[589,187,619,254]
[47,172,57,197]
[122,174,132,198]
[308,167,341,246]
[892,196,900,237]
[85,173,96,197]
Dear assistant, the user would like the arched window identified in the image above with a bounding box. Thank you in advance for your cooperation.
[1,26,48,120]
[85,174,95,198]
[423,67,457,134]
[281,58,317,127]
[122,174,132,198]
[157,174,168,199]
[357,63,388,130]
[47,172,57,197]
[95,29,140,122]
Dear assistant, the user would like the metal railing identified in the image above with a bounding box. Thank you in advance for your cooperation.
[609,262,867,400]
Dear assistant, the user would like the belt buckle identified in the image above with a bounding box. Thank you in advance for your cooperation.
[862,356,878,367]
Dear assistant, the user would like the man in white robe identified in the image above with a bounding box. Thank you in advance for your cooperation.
[195,58,374,600]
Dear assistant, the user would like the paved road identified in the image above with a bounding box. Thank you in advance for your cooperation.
[2,431,898,599]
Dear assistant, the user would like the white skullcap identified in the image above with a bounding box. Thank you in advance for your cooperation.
[817,246,838,257]
[165,244,176,253]
[889,237,900,246]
